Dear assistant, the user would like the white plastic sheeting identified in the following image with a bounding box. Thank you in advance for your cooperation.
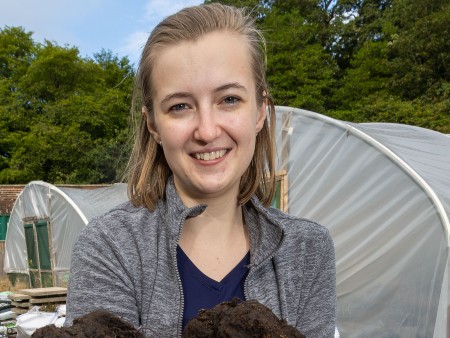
[4,181,127,285]
[275,107,450,337]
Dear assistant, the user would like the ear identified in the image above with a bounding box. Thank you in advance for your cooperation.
[142,106,161,143]
[255,96,267,133]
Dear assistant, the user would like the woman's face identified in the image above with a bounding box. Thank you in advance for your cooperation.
[147,31,266,206]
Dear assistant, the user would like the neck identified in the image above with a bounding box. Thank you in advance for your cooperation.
[184,198,243,236]
[177,188,250,282]
[175,179,249,247]
[179,195,248,252]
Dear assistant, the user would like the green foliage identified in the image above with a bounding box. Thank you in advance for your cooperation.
[332,39,390,109]
[330,93,450,133]
[0,26,35,80]
[329,0,450,127]
[0,27,134,184]
[264,9,337,112]
[385,0,450,100]
[3,0,450,183]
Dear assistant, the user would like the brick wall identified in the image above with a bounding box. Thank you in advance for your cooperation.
[0,185,25,215]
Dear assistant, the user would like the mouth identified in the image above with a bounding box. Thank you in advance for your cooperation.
[193,149,227,161]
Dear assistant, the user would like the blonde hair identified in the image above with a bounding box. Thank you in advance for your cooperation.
[127,3,276,210]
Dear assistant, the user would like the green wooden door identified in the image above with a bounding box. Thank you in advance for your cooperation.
[24,220,53,287]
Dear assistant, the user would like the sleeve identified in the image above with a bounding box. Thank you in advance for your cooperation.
[64,219,140,328]
[297,228,336,337]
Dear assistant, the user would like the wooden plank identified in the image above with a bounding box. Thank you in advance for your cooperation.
[8,293,30,301]
[11,308,27,315]
[19,287,67,297]
[11,301,29,308]
[29,296,66,304]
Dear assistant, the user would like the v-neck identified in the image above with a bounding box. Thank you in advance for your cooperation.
[177,246,250,287]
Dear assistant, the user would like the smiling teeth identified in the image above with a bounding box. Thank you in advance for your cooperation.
[195,150,227,161]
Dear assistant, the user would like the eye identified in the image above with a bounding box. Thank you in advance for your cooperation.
[169,103,189,111]
[223,96,240,105]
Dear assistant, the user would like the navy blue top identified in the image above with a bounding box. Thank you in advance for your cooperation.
[176,245,250,329]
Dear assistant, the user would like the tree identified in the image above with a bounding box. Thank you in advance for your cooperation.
[0,27,36,175]
[0,27,134,184]
[263,8,337,111]
[385,0,450,100]
[94,49,134,90]
[0,26,34,81]
[332,39,390,110]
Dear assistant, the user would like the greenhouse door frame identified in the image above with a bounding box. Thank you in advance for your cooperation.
[273,170,288,212]
[22,216,56,288]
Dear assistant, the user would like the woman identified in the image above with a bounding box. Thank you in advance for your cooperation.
[65,3,336,337]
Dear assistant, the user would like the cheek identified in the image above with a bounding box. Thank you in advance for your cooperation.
[230,109,258,128]
[226,116,241,130]
[159,123,190,147]
[232,113,258,132]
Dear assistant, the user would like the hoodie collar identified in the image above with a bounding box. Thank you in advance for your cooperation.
[244,196,285,267]
[160,176,206,240]
[159,177,284,264]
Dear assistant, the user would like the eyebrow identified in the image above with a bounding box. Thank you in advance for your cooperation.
[161,92,191,105]
[160,82,248,105]
[214,82,248,93]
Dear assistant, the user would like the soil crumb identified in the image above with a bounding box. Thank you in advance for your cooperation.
[182,298,306,338]
[31,310,144,338]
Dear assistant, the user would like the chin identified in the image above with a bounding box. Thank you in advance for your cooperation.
[194,182,236,198]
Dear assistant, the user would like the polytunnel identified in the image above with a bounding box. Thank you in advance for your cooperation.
[274,106,450,337]
[4,181,128,287]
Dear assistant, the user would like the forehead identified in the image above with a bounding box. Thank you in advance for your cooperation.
[149,31,254,96]
[152,30,251,60]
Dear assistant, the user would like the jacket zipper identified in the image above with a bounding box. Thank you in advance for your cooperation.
[172,204,207,337]
[175,215,187,338]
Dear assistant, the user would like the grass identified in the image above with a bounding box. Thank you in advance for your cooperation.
[0,275,30,292]
[39,303,60,312]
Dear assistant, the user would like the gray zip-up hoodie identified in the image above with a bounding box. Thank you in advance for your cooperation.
[66,178,336,337]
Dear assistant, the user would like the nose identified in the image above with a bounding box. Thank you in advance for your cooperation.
[193,107,221,143]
